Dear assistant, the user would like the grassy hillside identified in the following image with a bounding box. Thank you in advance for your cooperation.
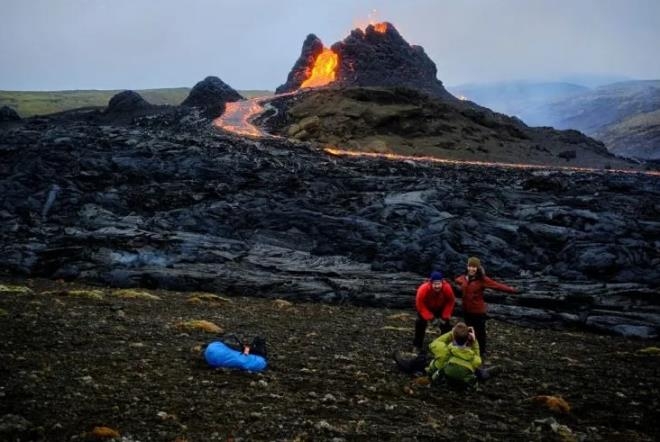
[0,88,273,117]
[268,87,635,169]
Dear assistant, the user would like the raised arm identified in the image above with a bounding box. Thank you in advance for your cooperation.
[483,276,517,294]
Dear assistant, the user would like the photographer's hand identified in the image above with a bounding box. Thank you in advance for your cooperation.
[467,327,476,343]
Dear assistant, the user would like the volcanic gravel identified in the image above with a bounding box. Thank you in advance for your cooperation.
[1,278,659,441]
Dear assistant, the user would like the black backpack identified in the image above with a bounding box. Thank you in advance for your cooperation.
[222,334,267,358]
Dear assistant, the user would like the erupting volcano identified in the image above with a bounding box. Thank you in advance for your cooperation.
[214,21,644,172]
[276,22,455,100]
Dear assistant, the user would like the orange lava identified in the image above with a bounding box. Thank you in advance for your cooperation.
[300,48,339,89]
[211,95,657,178]
[323,147,660,176]
[373,22,388,33]
[213,99,266,137]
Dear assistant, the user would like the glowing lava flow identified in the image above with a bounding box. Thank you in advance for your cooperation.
[213,98,267,137]
[323,147,660,177]
[214,92,297,138]
[211,95,657,177]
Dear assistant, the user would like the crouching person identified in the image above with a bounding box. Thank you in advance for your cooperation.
[394,322,498,389]
[426,322,482,388]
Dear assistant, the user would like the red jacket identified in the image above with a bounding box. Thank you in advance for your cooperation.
[455,274,517,315]
[415,280,455,321]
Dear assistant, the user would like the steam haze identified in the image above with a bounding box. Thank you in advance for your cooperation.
[1,0,659,90]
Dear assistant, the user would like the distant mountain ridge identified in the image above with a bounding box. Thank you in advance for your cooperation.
[450,80,660,160]
[593,109,660,160]
[449,81,588,120]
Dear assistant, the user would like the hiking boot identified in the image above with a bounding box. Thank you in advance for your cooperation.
[393,350,413,373]
[394,351,428,375]
[476,365,501,381]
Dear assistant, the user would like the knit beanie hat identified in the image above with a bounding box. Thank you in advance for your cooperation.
[467,257,481,268]
[429,271,443,281]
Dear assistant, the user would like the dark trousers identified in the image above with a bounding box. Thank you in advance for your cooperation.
[463,312,488,355]
[413,313,452,350]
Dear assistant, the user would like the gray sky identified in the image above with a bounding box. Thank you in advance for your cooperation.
[1,0,659,91]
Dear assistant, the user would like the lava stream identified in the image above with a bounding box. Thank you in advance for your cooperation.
[212,97,657,177]
[324,147,660,176]
[213,99,267,137]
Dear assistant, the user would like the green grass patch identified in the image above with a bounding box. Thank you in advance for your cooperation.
[0,88,273,117]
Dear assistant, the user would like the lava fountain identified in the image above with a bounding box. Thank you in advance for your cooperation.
[300,48,339,89]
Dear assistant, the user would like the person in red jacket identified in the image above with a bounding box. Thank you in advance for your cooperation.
[413,271,455,351]
[454,256,518,356]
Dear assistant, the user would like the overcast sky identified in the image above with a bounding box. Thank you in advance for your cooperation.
[1,0,659,91]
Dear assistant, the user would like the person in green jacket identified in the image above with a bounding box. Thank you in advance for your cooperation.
[426,321,482,387]
[394,322,498,388]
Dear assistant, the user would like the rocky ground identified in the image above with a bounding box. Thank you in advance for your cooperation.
[1,278,659,441]
[1,91,659,441]
[1,104,659,338]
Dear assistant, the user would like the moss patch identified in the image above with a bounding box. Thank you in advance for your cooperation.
[639,346,660,355]
[113,289,161,301]
[175,320,223,334]
[186,292,231,306]
[272,299,293,309]
[0,284,32,295]
[67,289,104,300]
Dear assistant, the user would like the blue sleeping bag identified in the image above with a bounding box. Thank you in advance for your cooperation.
[204,341,267,372]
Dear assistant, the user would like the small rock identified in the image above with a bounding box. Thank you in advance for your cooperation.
[80,376,94,385]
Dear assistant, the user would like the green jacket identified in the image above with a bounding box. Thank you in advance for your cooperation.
[426,331,482,382]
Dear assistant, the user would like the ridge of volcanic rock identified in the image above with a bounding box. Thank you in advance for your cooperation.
[275,34,325,94]
[0,105,21,122]
[181,76,244,118]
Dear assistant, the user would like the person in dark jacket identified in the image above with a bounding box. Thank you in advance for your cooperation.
[413,271,455,351]
[454,257,518,356]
